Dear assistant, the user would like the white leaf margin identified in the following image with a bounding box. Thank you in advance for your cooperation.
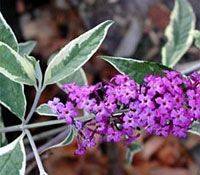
[0,41,36,85]
[0,134,26,175]
[44,20,113,85]
[57,68,88,88]
[36,103,57,117]
[18,41,37,56]
[161,0,196,68]
[42,125,76,153]
[0,12,18,52]
[0,82,27,120]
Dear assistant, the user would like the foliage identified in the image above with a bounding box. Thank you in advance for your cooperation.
[161,0,195,67]
[102,56,170,84]
[0,0,199,174]
[193,30,200,48]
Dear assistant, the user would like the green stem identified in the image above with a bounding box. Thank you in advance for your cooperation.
[0,119,65,133]
[25,129,48,175]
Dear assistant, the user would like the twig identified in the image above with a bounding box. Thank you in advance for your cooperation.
[112,109,129,116]
[0,124,22,133]
[0,119,65,133]
[25,129,48,175]
[26,160,37,175]
[0,109,129,134]
[182,64,200,75]
[26,130,69,161]
[24,126,67,144]
[176,61,200,75]
[26,120,65,129]
[24,88,43,125]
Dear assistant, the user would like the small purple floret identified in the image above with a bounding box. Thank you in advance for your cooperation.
[48,70,200,155]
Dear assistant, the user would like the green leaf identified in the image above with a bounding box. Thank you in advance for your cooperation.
[18,41,36,56]
[126,142,142,164]
[57,68,87,88]
[0,42,36,86]
[44,20,113,86]
[193,30,200,48]
[0,12,18,51]
[0,106,7,147]
[188,121,200,136]
[161,0,196,68]
[0,73,26,120]
[43,125,75,152]
[36,103,57,117]
[102,56,170,84]
[0,135,26,175]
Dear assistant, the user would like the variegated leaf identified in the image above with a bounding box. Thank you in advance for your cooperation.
[102,56,170,84]
[188,121,200,136]
[0,12,18,51]
[0,73,26,120]
[161,0,195,68]
[193,30,200,48]
[43,125,75,152]
[36,103,57,117]
[126,142,142,164]
[0,106,7,147]
[0,42,36,86]
[57,68,87,88]
[44,20,113,86]
[18,41,36,56]
[0,135,26,175]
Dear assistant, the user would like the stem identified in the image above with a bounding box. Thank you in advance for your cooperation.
[27,130,69,161]
[0,119,65,133]
[26,160,37,175]
[0,108,130,134]
[26,119,65,129]
[25,129,47,175]
[112,108,129,116]
[178,62,200,75]
[24,70,46,124]
[24,88,43,125]
[24,126,67,144]
[0,125,22,133]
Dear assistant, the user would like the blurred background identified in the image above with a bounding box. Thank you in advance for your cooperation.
[0,0,200,174]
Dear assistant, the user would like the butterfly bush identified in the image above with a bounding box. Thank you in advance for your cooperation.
[48,70,200,155]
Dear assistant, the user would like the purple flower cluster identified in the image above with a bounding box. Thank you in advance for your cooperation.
[48,71,200,155]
